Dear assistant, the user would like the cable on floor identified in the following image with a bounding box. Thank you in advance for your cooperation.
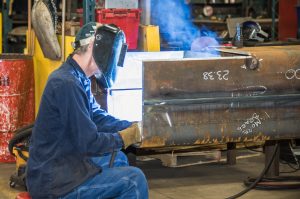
[227,140,300,198]
[243,176,300,190]
[243,142,264,153]
[225,142,279,199]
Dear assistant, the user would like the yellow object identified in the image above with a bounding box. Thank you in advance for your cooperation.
[12,147,28,170]
[33,35,75,114]
[119,123,142,149]
[0,12,2,53]
[24,28,35,55]
[139,25,160,52]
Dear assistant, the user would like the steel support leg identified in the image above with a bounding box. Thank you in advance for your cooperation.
[227,142,237,165]
[264,140,280,177]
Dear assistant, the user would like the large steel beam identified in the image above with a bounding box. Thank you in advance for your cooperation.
[140,46,300,148]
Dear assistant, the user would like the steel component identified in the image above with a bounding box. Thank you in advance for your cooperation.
[265,140,280,177]
[83,0,95,24]
[140,45,300,148]
[1,0,13,53]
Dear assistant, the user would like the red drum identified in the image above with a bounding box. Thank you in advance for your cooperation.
[0,54,34,162]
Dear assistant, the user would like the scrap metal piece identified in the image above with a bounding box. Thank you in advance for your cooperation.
[31,0,61,60]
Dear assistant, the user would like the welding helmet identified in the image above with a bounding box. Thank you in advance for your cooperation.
[72,23,128,88]
[242,21,268,42]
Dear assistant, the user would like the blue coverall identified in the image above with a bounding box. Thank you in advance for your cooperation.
[26,56,148,199]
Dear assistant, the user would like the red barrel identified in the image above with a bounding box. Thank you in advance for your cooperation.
[0,54,35,162]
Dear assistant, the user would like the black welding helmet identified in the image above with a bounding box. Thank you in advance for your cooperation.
[93,24,128,88]
[72,23,128,88]
[242,21,269,42]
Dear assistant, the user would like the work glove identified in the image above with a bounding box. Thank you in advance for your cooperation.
[119,122,142,149]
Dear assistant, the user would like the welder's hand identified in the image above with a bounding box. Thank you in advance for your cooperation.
[119,122,142,149]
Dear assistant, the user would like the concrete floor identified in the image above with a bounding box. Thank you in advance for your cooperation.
[0,152,300,199]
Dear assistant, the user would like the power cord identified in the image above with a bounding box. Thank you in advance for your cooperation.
[109,136,116,168]
[243,142,264,153]
[226,142,279,199]
[109,151,117,168]
[243,176,300,190]
[280,160,300,173]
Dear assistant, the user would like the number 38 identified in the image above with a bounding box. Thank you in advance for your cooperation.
[202,70,229,81]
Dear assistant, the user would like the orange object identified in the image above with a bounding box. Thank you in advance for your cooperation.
[15,192,32,199]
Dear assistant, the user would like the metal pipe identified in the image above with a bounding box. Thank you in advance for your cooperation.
[27,0,32,55]
[271,0,277,40]
[61,0,66,62]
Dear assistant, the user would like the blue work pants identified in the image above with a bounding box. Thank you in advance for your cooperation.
[60,151,148,199]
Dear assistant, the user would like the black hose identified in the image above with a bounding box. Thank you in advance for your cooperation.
[243,142,264,153]
[226,142,279,199]
[244,176,300,190]
[109,135,117,168]
[14,123,34,134]
[109,151,117,168]
[8,126,33,155]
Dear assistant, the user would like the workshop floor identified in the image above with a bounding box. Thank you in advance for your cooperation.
[0,152,300,199]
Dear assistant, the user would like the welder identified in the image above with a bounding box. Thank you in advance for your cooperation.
[26,22,149,199]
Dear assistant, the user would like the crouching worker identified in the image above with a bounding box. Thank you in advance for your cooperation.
[26,22,149,199]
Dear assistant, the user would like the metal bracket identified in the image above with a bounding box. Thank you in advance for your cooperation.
[216,49,260,70]
[245,56,260,70]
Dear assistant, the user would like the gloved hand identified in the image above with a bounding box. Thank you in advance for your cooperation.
[119,122,142,149]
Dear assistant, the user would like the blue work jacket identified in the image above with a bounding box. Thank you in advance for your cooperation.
[26,56,131,198]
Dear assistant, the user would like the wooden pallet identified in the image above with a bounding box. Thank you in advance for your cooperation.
[138,150,261,168]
